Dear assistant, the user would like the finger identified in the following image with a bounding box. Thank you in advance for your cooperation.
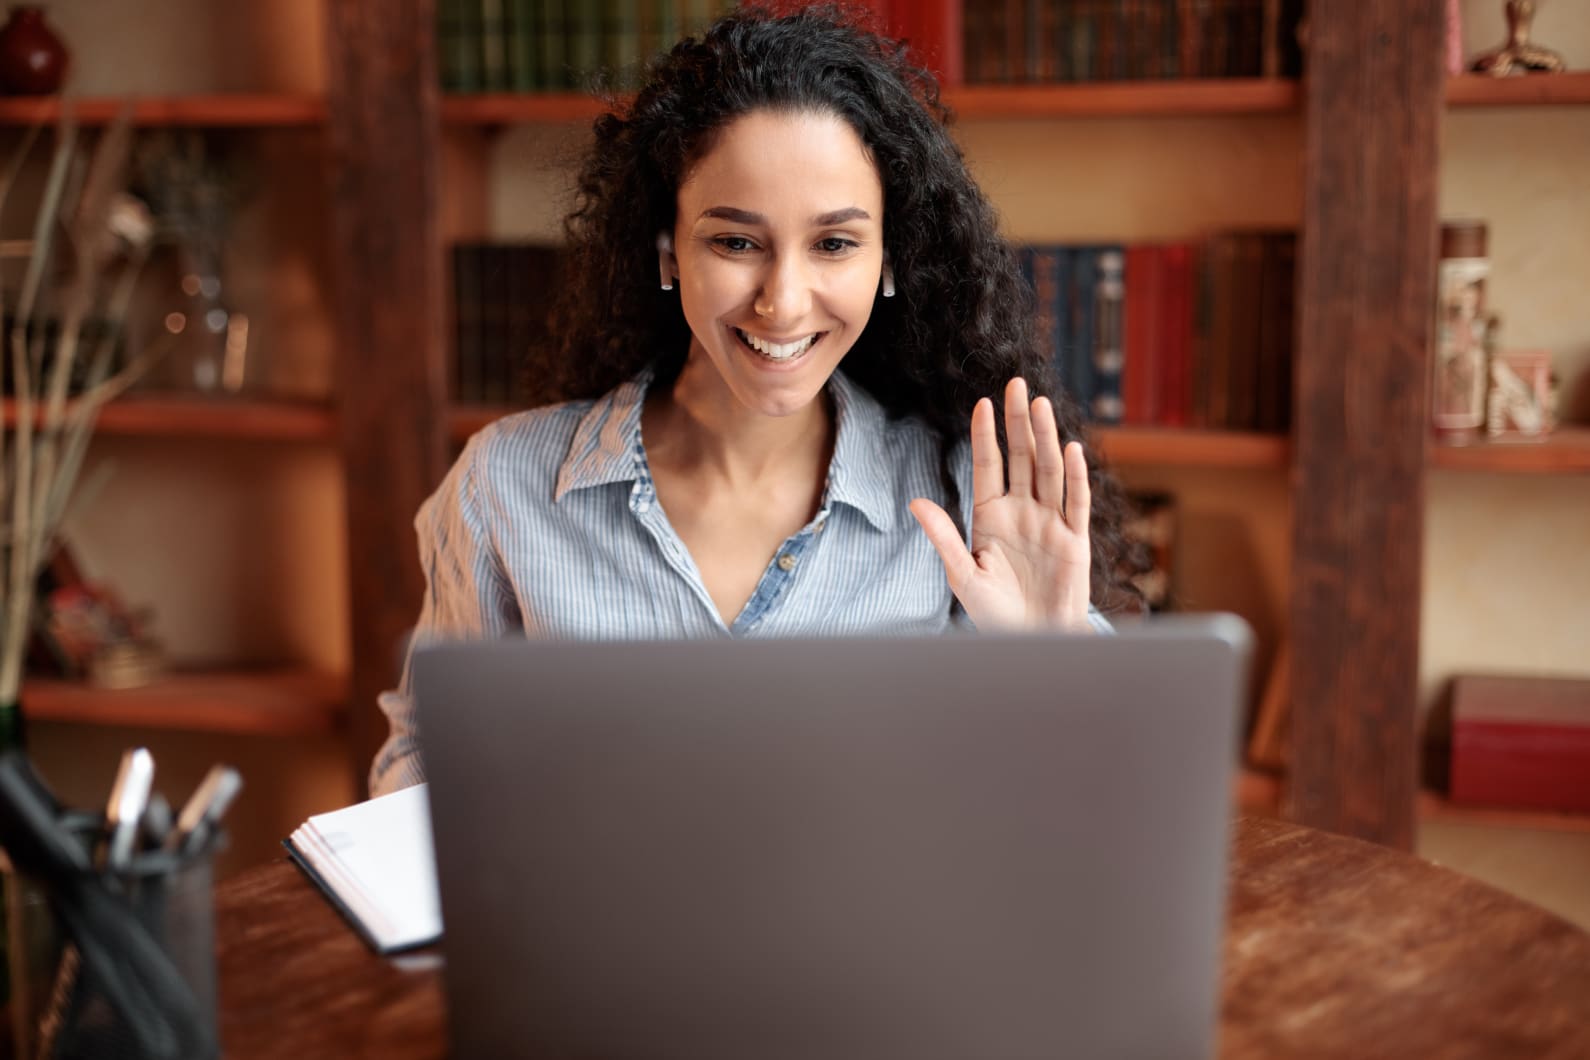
[1030,396,1065,508]
[1003,377,1036,498]
[1063,441,1092,533]
[909,498,978,591]
[969,397,1003,508]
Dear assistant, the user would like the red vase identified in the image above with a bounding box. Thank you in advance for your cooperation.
[0,5,69,96]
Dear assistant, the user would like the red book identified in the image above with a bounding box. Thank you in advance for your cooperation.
[908,0,963,86]
[1122,245,1162,426]
[1159,243,1195,427]
[1450,675,1590,815]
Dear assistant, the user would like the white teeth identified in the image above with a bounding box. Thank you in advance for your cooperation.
[738,329,818,360]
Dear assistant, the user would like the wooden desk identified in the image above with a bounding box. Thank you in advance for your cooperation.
[217,816,1590,1058]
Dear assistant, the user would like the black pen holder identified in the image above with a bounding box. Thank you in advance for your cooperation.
[2,812,221,1060]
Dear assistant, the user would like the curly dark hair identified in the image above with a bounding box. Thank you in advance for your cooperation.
[541,3,1146,613]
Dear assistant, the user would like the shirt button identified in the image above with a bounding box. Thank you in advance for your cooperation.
[813,519,826,534]
[777,554,796,572]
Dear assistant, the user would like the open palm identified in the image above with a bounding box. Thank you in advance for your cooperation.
[909,377,1094,632]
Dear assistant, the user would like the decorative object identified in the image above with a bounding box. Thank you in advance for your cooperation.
[1486,349,1554,439]
[1470,0,1566,75]
[1432,220,1491,443]
[0,106,171,730]
[1445,0,1465,76]
[133,132,252,393]
[0,5,69,96]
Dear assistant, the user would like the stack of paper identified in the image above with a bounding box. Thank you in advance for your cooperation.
[283,783,443,953]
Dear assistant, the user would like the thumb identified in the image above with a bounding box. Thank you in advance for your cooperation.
[909,498,977,592]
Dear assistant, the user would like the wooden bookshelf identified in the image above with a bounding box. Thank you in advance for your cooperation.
[3,395,337,442]
[23,667,347,736]
[441,78,1300,126]
[0,95,327,127]
[1446,71,1590,108]
[1428,428,1590,474]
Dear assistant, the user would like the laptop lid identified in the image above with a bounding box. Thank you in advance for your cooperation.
[415,614,1250,1060]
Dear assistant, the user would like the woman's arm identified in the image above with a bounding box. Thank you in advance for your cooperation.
[369,441,521,796]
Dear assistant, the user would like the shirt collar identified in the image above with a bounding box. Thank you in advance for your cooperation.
[554,367,899,532]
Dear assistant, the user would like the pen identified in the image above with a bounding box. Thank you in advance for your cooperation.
[168,765,242,856]
[101,747,154,872]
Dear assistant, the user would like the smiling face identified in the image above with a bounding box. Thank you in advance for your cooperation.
[671,108,885,420]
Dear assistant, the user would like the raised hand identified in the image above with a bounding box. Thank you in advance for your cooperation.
[909,377,1094,632]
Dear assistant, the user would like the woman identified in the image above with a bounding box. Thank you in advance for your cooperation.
[371,6,1142,795]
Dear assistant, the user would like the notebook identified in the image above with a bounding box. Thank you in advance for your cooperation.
[415,616,1251,1059]
[282,783,440,954]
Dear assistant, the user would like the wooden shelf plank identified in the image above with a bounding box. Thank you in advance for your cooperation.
[1418,791,1590,835]
[23,668,348,736]
[1446,71,1590,107]
[0,95,327,127]
[3,395,337,442]
[1428,428,1590,474]
[442,93,612,124]
[441,79,1300,125]
[1094,426,1289,469]
[946,78,1301,117]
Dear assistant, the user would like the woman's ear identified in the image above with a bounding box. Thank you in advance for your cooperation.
[657,231,677,291]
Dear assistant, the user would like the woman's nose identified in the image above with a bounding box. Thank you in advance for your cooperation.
[753,253,814,324]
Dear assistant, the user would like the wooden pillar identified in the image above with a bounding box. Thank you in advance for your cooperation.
[1288,0,1445,847]
[323,0,450,793]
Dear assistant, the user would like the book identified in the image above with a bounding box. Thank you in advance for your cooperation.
[1450,675,1590,815]
[1159,242,1195,427]
[284,784,443,954]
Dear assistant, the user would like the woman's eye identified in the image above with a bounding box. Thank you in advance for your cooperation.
[816,237,856,254]
[716,236,757,253]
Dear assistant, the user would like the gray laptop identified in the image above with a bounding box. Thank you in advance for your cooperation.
[413,614,1250,1060]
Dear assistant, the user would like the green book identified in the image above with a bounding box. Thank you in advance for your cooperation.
[480,0,508,91]
[455,0,484,92]
[566,0,603,89]
[540,0,568,90]
[603,0,640,89]
[506,0,540,91]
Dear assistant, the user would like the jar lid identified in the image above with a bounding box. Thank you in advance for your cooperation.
[1441,219,1488,259]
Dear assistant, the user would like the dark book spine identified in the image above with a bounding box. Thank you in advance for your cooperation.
[480,0,508,90]
[1226,231,1266,430]
[566,0,603,89]
[1202,231,1237,428]
[605,0,641,89]
[540,0,568,90]
[1030,247,1065,393]
[453,243,485,402]
[1091,246,1126,424]
[482,244,512,404]
[505,0,539,90]
[1254,232,1296,432]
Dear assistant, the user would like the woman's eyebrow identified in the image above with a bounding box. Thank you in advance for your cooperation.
[697,205,873,225]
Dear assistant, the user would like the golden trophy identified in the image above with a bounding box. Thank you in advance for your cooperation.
[1470,0,1566,75]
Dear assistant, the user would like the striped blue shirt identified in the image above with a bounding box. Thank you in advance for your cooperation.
[371,369,1109,795]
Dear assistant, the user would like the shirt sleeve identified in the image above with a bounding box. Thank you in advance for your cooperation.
[369,439,521,796]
